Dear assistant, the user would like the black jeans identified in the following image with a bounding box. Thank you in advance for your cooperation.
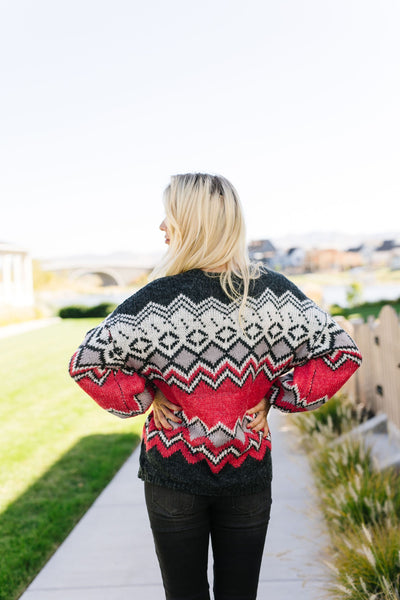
[144,482,272,600]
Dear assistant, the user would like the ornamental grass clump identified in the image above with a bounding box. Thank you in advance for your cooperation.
[293,394,357,451]
[327,524,400,599]
[289,395,400,599]
[312,438,372,493]
[312,442,400,532]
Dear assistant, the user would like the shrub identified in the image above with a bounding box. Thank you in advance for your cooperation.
[328,523,400,599]
[58,303,116,319]
[290,395,400,599]
[313,443,400,531]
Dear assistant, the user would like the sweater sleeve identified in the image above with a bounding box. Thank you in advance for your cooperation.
[268,311,362,413]
[69,319,155,418]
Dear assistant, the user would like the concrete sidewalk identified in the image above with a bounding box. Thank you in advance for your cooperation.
[0,317,61,339]
[20,410,331,599]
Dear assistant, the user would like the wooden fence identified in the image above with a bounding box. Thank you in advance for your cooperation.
[335,306,400,430]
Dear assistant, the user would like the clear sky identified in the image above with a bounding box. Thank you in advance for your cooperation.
[1,0,399,258]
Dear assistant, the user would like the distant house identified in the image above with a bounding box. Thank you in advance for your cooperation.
[0,242,34,307]
[305,248,339,272]
[346,244,363,253]
[391,255,400,270]
[346,244,373,267]
[371,239,400,268]
[375,240,399,252]
[248,239,276,266]
[305,248,363,272]
[284,247,306,270]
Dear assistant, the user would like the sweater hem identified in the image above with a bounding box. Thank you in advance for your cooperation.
[137,467,272,497]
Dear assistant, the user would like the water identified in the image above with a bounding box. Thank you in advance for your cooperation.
[322,284,400,307]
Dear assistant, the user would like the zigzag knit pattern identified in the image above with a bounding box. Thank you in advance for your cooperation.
[69,268,362,493]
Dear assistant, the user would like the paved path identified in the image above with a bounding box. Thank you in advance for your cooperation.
[20,410,331,599]
[0,317,61,339]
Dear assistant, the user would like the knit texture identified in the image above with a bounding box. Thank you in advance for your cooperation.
[69,267,362,495]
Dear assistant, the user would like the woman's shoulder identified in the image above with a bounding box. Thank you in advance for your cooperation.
[252,265,308,301]
[111,271,199,317]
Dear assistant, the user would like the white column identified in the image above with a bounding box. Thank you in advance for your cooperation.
[2,254,13,304]
[23,253,34,306]
[0,254,3,302]
[13,254,25,306]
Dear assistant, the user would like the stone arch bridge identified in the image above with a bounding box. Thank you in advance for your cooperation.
[41,255,160,287]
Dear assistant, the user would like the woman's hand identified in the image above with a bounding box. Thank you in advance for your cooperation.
[152,389,271,437]
[152,389,182,430]
[246,397,271,438]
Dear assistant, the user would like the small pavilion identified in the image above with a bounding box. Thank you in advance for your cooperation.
[0,242,34,307]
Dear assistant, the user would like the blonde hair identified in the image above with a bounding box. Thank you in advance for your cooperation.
[150,173,260,319]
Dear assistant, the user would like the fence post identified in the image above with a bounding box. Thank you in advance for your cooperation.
[346,306,400,430]
[374,306,400,429]
[334,316,357,404]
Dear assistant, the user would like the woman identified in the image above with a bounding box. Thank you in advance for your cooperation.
[69,172,362,600]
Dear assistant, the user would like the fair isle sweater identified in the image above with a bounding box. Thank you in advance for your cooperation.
[69,268,362,495]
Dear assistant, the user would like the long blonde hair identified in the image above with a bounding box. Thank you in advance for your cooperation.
[150,173,260,318]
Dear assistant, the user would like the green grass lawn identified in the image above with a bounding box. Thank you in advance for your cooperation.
[0,319,146,600]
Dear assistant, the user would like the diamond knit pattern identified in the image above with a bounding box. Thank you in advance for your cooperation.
[69,268,362,493]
